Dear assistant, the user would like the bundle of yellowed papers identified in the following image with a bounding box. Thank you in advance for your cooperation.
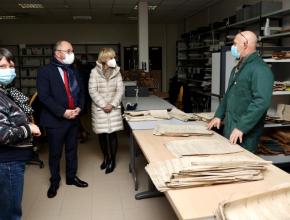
[215,183,290,220]
[168,108,196,121]
[124,110,171,121]
[165,139,243,157]
[145,155,271,192]
[153,124,213,137]
[193,112,215,122]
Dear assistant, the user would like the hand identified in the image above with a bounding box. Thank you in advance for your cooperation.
[208,117,221,130]
[63,110,77,119]
[72,107,81,117]
[103,104,113,113]
[229,128,243,145]
[28,123,41,137]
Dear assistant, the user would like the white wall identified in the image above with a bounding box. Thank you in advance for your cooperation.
[0,22,180,91]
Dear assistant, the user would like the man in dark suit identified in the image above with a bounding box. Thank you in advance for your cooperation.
[36,40,88,198]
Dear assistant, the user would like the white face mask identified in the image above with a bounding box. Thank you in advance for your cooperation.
[107,58,116,68]
[62,52,75,65]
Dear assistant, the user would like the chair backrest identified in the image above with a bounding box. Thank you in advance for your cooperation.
[29,92,41,125]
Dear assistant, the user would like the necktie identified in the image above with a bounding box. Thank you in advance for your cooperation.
[62,69,75,109]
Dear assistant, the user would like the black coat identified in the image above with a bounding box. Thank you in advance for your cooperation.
[0,89,32,162]
[36,61,84,128]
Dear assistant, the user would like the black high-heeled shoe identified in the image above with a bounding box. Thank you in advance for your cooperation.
[100,157,109,170]
[105,159,115,174]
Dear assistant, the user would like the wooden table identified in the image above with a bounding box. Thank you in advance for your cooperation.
[132,128,290,220]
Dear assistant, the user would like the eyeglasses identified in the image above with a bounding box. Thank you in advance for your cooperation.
[238,32,248,45]
[56,49,74,54]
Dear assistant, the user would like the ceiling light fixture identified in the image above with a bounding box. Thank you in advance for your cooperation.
[134,5,158,11]
[0,15,17,20]
[73,16,92,20]
[18,3,44,9]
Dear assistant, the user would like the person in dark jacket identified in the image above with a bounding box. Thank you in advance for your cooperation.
[36,41,88,199]
[0,48,41,220]
[208,31,274,152]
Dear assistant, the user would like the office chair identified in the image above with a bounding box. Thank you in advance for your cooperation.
[27,92,44,169]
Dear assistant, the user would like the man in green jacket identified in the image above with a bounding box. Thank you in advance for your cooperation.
[208,31,274,152]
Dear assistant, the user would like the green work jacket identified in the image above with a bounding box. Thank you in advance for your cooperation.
[215,52,274,152]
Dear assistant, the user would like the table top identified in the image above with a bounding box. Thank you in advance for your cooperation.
[122,95,173,111]
[132,128,290,220]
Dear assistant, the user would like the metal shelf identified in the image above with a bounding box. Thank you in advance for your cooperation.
[184,8,290,40]
[189,79,211,83]
[187,46,210,51]
[264,58,290,63]
[264,123,290,128]
[260,32,290,40]
[187,58,207,61]
[261,8,290,19]
[214,16,261,33]
[273,91,290,96]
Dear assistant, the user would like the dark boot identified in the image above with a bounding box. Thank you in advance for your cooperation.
[105,132,118,174]
[100,156,109,170]
[105,158,115,174]
[98,133,109,170]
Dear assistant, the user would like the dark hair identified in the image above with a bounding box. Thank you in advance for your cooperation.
[0,48,13,63]
[54,41,63,51]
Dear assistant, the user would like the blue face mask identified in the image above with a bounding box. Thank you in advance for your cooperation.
[231,45,240,59]
[0,68,16,86]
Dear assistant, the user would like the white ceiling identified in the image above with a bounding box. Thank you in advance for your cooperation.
[0,0,219,24]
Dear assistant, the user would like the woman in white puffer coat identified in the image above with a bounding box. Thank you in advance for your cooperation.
[89,48,124,174]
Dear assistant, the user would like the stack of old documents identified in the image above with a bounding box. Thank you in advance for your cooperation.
[276,104,290,121]
[153,124,213,137]
[165,139,243,157]
[145,155,270,192]
[124,110,171,121]
[193,112,215,122]
[168,108,196,121]
[215,183,290,220]
[124,108,197,122]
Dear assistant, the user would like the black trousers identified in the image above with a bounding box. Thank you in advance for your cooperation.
[46,122,78,185]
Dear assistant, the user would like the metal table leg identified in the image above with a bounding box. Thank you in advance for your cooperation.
[129,130,138,191]
[135,175,163,200]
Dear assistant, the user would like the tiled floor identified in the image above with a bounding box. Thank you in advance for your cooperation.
[22,129,178,220]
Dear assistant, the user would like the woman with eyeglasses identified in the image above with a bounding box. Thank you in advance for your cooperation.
[0,48,41,220]
[89,48,124,174]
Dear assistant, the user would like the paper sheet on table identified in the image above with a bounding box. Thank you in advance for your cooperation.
[215,183,290,220]
[165,139,243,157]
